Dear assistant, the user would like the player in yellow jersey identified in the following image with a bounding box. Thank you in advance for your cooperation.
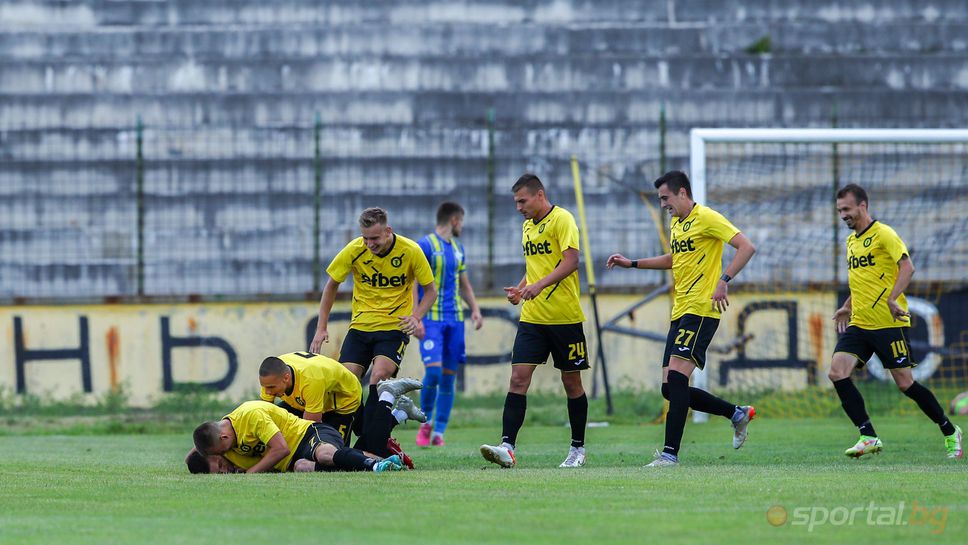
[309,207,436,440]
[190,381,422,474]
[828,184,962,459]
[187,433,417,474]
[260,352,424,463]
[606,171,757,466]
[185,448,254,474]
[480,174,590,469]
[258,351,364,443]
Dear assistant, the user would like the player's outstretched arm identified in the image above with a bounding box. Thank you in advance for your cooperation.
[245,432,290,474]
[606,253,672,270]
[519,248,579,301]
[888,256,915,322]
[459,272,483,330]
[712,233,757,313]
[311,277,341,352]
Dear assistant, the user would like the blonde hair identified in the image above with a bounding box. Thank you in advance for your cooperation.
[359,207,388,228]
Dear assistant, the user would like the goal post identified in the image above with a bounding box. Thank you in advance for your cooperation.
[689,128,968,423]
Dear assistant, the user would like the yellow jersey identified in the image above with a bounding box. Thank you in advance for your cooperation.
[669,204,740,321]
[846,220,910,330]
[520,206,585,325]
[223,450,260,472]
[224,401,312,472]
[326,234,435,332]
[260,351,362,415]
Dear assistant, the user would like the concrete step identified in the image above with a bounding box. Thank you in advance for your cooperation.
[2,0,965,28]
[4,89,967,129]
[0,263,134,298]
[3,22,966,61]
[4,54,968,94]
[0,124,656,155]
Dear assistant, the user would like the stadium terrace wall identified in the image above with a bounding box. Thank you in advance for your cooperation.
[2,292,965,407]
[5,0,968,301]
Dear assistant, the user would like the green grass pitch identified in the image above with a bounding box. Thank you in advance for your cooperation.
[0,416,963,544]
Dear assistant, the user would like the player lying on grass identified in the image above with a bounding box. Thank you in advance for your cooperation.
[188,401,406,473]
[188,378,423,473]
[186,435,415,474]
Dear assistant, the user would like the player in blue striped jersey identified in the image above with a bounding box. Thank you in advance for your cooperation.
[413,202,484,447]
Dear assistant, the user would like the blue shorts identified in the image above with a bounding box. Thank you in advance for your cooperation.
[419,320,466,371]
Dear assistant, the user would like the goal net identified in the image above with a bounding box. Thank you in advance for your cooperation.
[690,129,968,420]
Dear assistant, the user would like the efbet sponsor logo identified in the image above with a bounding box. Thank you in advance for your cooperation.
[766,501,949,534]
[847,252,876,270]
[359,272,407,288]
[671,237,696,254]
[523,240,553,256]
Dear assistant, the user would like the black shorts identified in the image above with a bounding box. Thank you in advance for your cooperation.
[662,314,720,371]
[339,328,408,372]
[834,326,916,369]
[288,422,345,470]
[321,411,355,445]
[511,322,590,371]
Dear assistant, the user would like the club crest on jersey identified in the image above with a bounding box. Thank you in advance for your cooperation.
[360,271,407,287]
[671,237,696,253]
[538,223,546,234]
[863,237,873,248]
[682,221,693,232]
[390,255,403,267]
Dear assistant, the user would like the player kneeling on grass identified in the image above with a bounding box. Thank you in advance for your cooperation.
[188,378,425,474]
[260,355,427,462]
[258,351,365,445]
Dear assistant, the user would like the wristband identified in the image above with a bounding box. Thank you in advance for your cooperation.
[630,260,638,269]
[720,273,732,283]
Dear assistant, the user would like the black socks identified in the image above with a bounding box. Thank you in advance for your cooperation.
[663,370,690,456]
[904,381,957,436]
[661,383,737,419]
[331,448,376,472]
[501,392,527,448]
[567,394,588,448]
[833,378,876,436]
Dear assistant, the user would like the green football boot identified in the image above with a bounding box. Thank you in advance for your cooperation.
[944,425,963,460]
